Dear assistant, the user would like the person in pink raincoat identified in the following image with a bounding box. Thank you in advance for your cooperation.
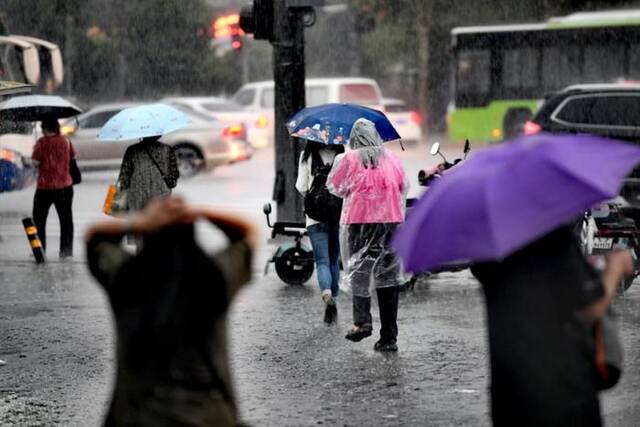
[328,118,408,352]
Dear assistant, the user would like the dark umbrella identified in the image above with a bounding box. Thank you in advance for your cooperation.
[286,103,400,145]
[0,95,82,121]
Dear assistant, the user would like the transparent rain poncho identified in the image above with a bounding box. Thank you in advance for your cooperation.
[327,119,408,297]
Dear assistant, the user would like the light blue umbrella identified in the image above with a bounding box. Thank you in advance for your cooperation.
[97,103,191,141]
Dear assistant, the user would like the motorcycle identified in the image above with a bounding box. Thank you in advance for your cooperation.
[402,140,471,290]
[577,197,640,293]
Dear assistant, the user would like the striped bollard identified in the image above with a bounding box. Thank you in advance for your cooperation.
[22,217,45,264]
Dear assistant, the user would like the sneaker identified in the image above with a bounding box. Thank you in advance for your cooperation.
[323,294,337,324]
[374,340,398,352]
[345,326,373,342]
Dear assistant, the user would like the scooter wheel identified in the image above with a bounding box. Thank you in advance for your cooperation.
[274,246,314,286]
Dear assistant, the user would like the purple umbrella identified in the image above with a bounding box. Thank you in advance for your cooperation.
[393,133,640,273]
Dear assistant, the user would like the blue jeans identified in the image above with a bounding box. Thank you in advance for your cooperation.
[307,222,341,297]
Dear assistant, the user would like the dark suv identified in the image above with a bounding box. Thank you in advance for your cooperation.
[526,84,640,205]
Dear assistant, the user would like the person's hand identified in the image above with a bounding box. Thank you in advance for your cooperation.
[131,197,193,234]
[605,250,635,279]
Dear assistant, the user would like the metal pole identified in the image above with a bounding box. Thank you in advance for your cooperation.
[272,0,306,224]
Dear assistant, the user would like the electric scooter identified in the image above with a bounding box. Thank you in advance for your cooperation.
[402,140,471,290]
[262,202,315,285]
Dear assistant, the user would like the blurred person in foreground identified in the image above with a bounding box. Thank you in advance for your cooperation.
[328,118,408,352]
[296,139,345,324]
[471,226,633,427]
[117,135,179,213]
[85,197,255,426]
[31,117,76,258]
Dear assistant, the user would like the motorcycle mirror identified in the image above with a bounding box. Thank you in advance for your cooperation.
[429,142,441,156]
[263,202,272,215]
[464,139,470,154]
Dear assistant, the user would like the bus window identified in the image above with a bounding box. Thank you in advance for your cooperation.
[582,44,625,83]
[13,36,64,91]
[542,47,581,91]
[455,49,490,106]
[0,36,40,85]
[629,49,640,80]
[502,48,539,90]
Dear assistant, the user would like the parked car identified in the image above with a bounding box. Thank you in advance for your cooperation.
[526,83,640,204]
[382,98,423,146]
[59,103,253,177]
[230,77,386,148]
[161,96,270,150]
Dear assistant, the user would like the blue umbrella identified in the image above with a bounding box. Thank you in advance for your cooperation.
[97,103,191,141]
[286,103,400,145]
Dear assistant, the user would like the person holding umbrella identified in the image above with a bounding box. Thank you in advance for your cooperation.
[327,118,407,352]
[98,104,183,231]
[393,134,640,425]
[31,117,76,258]
[295,138,345,324]
[0,95,83,258]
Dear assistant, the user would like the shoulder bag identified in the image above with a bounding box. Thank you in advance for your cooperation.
[67,138,82,185]
[144,146,173,189]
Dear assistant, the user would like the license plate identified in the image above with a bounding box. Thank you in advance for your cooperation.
[593,237,613,250]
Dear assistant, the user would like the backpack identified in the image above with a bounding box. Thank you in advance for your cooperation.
[304,163,343,223]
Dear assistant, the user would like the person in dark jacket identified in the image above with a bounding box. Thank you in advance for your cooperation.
[31,117,76,258]
[85,197,255,427]
[471,226,633,427]
[117,136,179,212]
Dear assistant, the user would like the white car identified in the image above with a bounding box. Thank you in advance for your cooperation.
[161,96,270,150]
[382,98,423,146]
[60,103,253,176]
[230,77,387,148]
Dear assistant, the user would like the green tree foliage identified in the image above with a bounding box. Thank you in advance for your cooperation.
[1,0,239,102]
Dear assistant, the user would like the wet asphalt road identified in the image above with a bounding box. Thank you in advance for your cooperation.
[1,144,640,426]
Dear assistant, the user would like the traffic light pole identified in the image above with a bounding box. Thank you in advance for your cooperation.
[272,1,306,224]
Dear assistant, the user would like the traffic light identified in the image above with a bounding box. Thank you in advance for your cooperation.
[230,23,242,50]
[239,0,274,41]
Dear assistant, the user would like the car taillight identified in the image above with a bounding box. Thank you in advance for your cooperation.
[223,123,246,139]
[410,111,423,125]
[60,125,76,135]
[255,115,269,128]
[523,120,542,135]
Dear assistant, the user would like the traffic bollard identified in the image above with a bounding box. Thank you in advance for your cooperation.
[22,217,45,264]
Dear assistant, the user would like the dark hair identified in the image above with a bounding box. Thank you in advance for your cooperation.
[142,135,161,143]
[302,141,345,173]
[41,118,60,135]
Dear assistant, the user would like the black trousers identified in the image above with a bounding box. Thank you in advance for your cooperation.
[353,287,399,343]
[348,223,400,343]
[33,186,74,257]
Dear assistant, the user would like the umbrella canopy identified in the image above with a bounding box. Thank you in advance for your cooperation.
[286,103,400,145]
[0,95,81,121]
[97,103,191,141]
[0,80,32,97]
[393,134,640,273]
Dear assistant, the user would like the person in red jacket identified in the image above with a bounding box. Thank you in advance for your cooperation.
[31,118,76,258]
